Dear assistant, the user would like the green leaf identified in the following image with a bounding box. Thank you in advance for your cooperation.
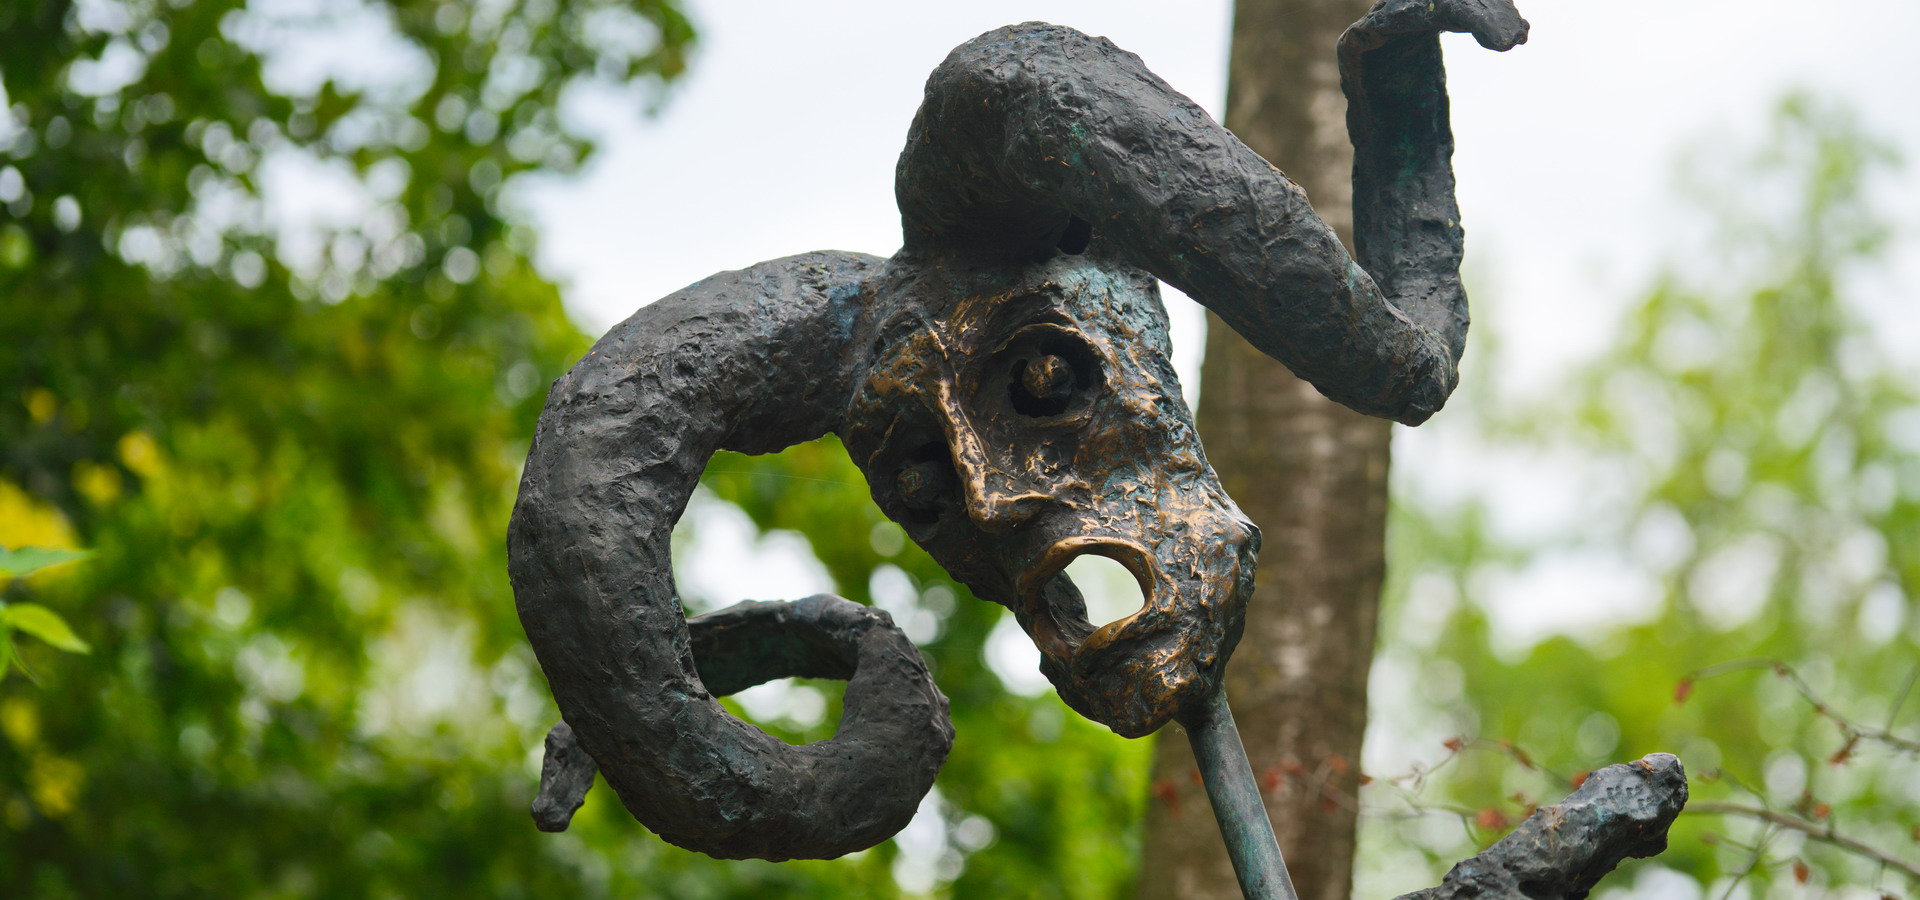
[0,546,94,578]
[0,604,91,654]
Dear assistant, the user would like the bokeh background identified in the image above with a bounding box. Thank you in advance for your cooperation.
[2,0,1915,897]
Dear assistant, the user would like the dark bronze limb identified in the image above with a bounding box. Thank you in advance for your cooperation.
[1342,0,1528,363]
[1396,754,1688,900]
[508,253,953,860]
[895,15,1521,424]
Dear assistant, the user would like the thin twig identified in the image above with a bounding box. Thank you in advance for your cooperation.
[1361,737,1592,843]
[1684,658,1920,755]
[1884,662,1919,732]
[1690,801,1920,883]
[1716,820,1776,900]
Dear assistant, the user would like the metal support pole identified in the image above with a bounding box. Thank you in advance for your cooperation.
[1183,688,1299,900]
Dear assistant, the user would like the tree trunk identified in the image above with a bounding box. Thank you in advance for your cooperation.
[1137,1,1386,898]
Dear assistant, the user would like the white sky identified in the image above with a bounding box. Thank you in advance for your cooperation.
[521,0,1919,375]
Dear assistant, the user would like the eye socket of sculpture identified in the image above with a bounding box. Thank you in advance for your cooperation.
[1000,326,1102,420]
[1056,215,1092,255]
[892,442,958,528]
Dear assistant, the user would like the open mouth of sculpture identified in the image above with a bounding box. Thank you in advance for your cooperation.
[1014,536,1158,661]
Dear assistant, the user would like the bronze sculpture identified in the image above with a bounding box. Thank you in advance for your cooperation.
[506,1,1686,895]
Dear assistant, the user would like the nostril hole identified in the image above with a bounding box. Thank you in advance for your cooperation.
[1063,555,1146,629]
[1057,215,1092,254]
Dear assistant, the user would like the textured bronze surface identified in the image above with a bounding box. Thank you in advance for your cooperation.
[507,0,1531,863]
[1394,755,1689,900]
[842,256,1257,738]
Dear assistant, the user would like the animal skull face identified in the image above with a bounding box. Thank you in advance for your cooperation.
[843,255,1259,737]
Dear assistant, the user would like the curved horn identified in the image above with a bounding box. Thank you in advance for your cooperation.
[1342,0,1528,371]
[507,250,954,860]
[896,8,1524,425]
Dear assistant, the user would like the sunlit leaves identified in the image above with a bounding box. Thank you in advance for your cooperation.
[0,604,89,655]
[0,546,91,578]
[0,546,93,679]
[0,0,694,895]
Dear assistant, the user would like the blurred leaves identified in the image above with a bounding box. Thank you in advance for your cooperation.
[0,0,704,895]
[1361,95,1920,897]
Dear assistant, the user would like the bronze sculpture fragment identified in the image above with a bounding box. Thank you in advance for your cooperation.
[506,1,1686,895]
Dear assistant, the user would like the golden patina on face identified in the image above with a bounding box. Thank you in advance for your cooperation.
[843,253,1259,737]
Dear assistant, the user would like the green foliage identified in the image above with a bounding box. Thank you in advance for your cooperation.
[0,545,95,679]
[3,602,91,653]
[1360,96,1920,897]
[0,546,92,577]
[0,0,734,895]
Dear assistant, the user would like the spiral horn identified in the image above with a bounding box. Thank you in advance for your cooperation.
[507,251,953,860]
[896,13,1523,425]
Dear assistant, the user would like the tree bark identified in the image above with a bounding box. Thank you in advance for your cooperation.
[1137,1,1386,898]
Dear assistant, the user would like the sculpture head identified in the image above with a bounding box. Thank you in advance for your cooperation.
[843,253,1257,736]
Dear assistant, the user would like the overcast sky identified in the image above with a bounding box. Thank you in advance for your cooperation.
[520,0,1918,378]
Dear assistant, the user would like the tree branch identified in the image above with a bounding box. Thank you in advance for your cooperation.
[1689,801,1920,883]
[1681,658,1920,756]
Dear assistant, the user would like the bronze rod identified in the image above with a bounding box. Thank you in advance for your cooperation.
[1183,688,1299,900]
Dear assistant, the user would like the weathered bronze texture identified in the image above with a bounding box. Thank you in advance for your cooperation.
[506,0,1566,868]
[1393,754,1690,900]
